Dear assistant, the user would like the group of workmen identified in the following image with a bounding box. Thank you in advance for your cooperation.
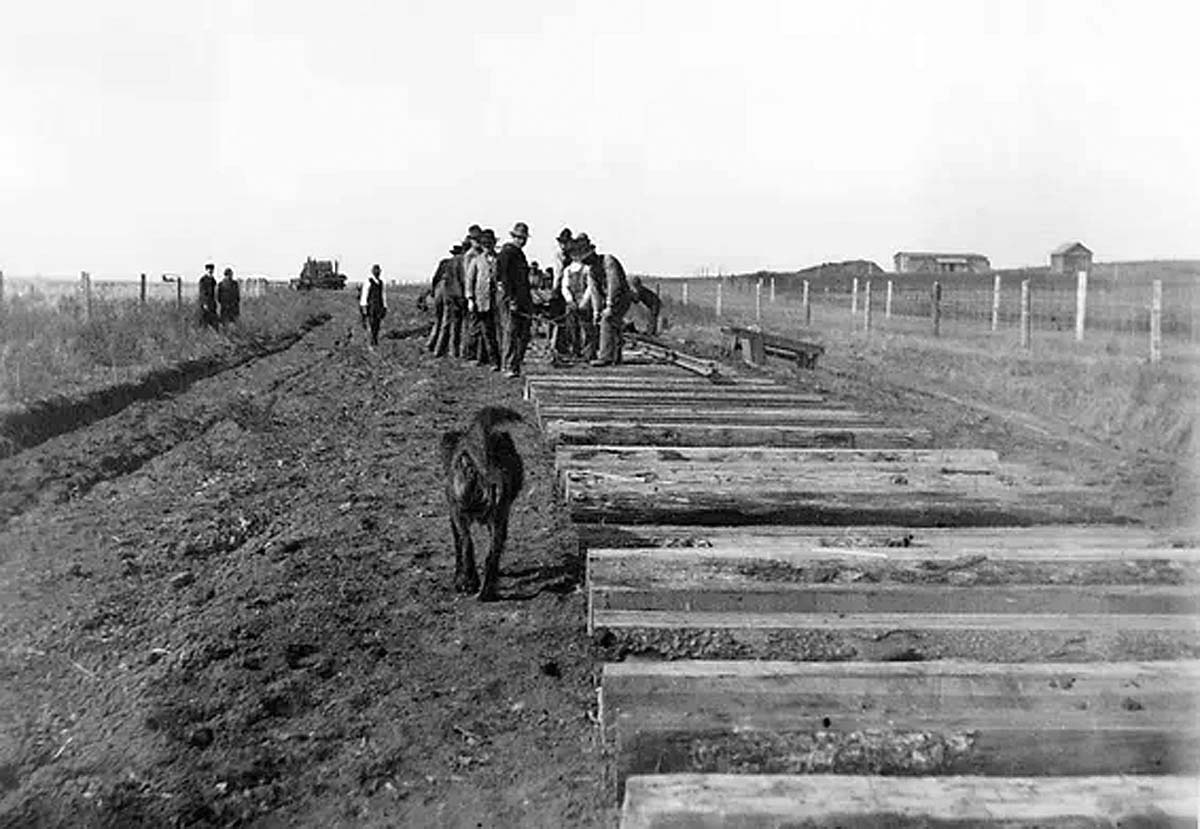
[197,262,242,329]
[422,222,660,378]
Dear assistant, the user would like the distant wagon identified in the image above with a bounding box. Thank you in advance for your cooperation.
[292,258,346,290]
[893,251,991,275]
[1050,241,1093,275]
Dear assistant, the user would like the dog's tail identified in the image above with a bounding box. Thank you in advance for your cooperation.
[471,406,523,435]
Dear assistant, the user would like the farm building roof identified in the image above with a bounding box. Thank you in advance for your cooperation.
[895,251,989,259]
[1052,241,1092,255]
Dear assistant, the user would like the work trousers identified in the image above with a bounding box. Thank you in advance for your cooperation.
[434,297,465,357]
[553,307,581,358]
[596,294,633,364]
[469,310,501,368]
[366,310,384,346]
[426,295,445,351]
[498,303,531,375]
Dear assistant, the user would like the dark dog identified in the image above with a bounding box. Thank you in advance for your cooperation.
[439,406,524,601]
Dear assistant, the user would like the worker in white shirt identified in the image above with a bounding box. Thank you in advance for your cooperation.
[359,264,388,346]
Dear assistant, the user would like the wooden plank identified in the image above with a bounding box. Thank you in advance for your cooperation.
[592,582,1200,617]
[538,406,877,424]
[556,446,999,472]
[577,524,1200,560]
[592,608,1200,662]
[620,774,1200,829]
[587,546,1200,598]
[530,389,830,407]
[563,474,1109,526]
[604,661,1200,784]
[545,421,931,449]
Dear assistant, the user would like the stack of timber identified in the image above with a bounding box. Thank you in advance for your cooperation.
[527,358,1200,827]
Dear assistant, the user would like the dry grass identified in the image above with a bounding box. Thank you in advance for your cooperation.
[659,291,1200,460]
[0,290,325,407]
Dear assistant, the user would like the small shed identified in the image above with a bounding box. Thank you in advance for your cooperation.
[893,251,991,275]
[1050,242,1093,274]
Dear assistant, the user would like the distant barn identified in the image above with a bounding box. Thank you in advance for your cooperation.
[893,251,991,275]
[1050,241,1093,274]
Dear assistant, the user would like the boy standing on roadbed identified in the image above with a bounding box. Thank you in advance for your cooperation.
[359,264,388,347]
[218,267,241,326]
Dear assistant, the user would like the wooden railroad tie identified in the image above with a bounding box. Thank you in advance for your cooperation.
[619,774,1200,829]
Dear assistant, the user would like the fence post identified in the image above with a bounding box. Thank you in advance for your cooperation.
[1075,270,1088,342]
[81,271,92,322]
[715,280,723,317]
[681,280,688,306]
[851,277,859,318]
[755,279,762,324]
[140,272,147,304]
[931,280,942,337]
[991,274,1001,332]
[802,279,811,326]
[176,275,183,310]
[769,276,776,304]
[1150,279,1162,364]
[1020,279,1031,349]
[863,281,872,333]
[885,279,893,320]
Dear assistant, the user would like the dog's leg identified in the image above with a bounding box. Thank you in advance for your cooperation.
[451,511,480,594]
[477,507,509,602]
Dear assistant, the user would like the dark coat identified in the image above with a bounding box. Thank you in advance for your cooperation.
[217,277,240,320]
[199,274,217,312]
[495,242,531,311]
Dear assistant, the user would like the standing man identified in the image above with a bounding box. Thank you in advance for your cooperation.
[434,239,469,358]
[217,267,241,326]
[359,264,388,346]
[198,262,218,329]
[466,228,501,370]
[577,236,632,367]
[426,244,457,352]
[550,228,575,359]
[461,226,485,361]
[495,221,532,378]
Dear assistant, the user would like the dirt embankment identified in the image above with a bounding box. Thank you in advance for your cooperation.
[0,297,612,828]
[0,313,332,460]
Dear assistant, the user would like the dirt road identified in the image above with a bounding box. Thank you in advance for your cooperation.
[1,296,609,828]
[1,292,1191,828]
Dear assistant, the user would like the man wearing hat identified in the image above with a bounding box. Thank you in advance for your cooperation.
[198,262,218,329]
[574,236,632,367]
[434,239,470,358]
[465,228,501,370]
[217,267,241,326]
[426,243,459,352]
[495,221,533,377]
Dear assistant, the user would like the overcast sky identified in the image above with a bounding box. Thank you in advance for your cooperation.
[2,0,1197,281]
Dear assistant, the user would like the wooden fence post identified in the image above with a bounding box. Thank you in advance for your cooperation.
[931,280,942,337]
[1075,270,1088,342]
[715,280,723,317]
[851,277,859,318]
[991,274,1001,332]
[176,276,183,310]
[863,281,872,333]
[885,279,893,320]
[1150,279,1162,364]
[1020,279,1031,349]
[769,276,776,304]
[81,271,92,322]
[755,279,762,324]
[802,280,811,326]
[681,280,688,306]
[140,273,147,304]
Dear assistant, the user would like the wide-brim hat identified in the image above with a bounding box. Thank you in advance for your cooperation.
[481,228,496,242]
[467,224,483,240]
[511,222,530,239]
[556,227,572,243]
